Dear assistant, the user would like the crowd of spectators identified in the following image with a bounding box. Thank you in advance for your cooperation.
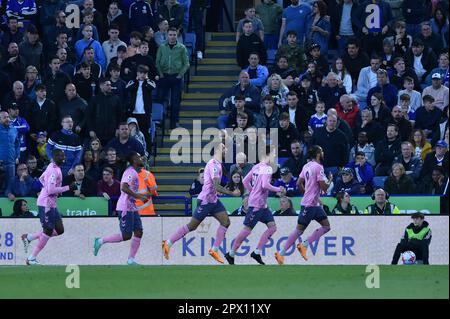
[0,0,202,203]
[213,0,449,209]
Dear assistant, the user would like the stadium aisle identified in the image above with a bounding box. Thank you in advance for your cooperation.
[152,33,238,215]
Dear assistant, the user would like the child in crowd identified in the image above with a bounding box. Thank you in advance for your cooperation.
[308,101,327,134]
[399,93,416,125]
[397,76,421,111]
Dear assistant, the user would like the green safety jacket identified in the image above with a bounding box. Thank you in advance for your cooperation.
[363,202,400,214]
[401,221,432,246]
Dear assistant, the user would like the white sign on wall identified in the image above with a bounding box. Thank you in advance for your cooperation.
[0,217,448,265]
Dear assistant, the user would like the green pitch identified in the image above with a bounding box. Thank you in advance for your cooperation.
[0,265,448,299]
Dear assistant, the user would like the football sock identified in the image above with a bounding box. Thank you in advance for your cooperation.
[30,232,50,258]
[307,226,330,244]
[256,226,277,251]
[231,228,251,253]
[254,249,261,255]
[102,234,123,244]
[212,225,228,251]
[128,237,141,259]
[229,250,236,257]
[281,228,303,255]
[168,225,189,245]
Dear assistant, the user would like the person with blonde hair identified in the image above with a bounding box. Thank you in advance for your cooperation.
[260,73,289,109]
[23,65,40,100]
[384,163,416,194]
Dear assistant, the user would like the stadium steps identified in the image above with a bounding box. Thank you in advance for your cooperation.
[152,32,238,215]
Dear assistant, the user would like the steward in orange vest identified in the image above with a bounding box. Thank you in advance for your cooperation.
[136,168,158,215]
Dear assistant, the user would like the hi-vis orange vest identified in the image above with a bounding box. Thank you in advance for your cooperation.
[136,169,158,215]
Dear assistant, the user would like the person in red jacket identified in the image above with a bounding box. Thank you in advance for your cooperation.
[335,94,360,129]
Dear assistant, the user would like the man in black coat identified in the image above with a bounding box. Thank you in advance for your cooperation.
[87,78,125,146]
[312,114,349,172]
[374,123,402,176]
[389,105,412,142]
[236,20,267,69]
[62,164,97,197]
[125,64,155,153]
[281,139,305,178]
[28,84,58,149]
[342,38,370,87]
[57,83,88,137]
[278,112,301,158]
[43,55,72,103]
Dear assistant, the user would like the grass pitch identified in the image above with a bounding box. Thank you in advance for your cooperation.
[0,265,448,299]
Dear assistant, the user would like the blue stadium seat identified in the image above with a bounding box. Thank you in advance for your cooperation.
[151,103,165,161]
[184,32,197,86]
[373,176,388,189]
[267,49,277,66]
[278,157,288,166]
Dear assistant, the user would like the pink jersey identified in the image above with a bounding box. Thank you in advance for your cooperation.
[299,160,326,207]
[197,159,222,204]
[243,162,281,209]
[37,162,70,209]
[116,166,139,213]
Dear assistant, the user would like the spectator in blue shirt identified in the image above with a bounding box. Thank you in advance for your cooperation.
[332,167,362,196]
[129,0,154,32]
[367,69,398,110]
[278,0,311,47]
[346,151,374,195]
[8,163,37,200]
[306,0,331,54]
[74,24,106,71]
[0,111,21,197]
[273,167,300,197]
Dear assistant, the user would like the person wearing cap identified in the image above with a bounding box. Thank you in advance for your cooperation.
[425,53,449,87]
[273,166,300,197]
[307,43,329,75]
[7,101,30,162]
[346,150,374,194]
[391,212,431,264]
[293,76,318,120]
[331,167,362,196]
[87,77,124,146]
[420,139,449,183]
[422,73,449,110]
[405,39,437,83]
[363,188,400,214]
